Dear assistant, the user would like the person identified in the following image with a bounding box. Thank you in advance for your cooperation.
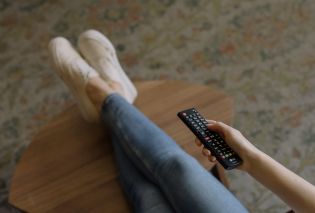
[48,29,315,213]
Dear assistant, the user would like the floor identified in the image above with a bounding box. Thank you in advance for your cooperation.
[1,0,315,212]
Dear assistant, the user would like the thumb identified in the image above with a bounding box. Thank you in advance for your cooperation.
[206,121,228,137]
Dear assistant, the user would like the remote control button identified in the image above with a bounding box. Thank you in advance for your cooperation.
[204,141,211,147]
[229,158,238,162]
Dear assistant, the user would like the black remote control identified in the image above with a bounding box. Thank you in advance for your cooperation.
[177,108,242,170]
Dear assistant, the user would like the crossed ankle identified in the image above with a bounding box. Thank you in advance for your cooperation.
[85,77,124,111]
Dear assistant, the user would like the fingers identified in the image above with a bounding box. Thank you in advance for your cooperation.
[195,143,217,163]
[206,119,216,124]
[195,138,202,147]
[206,120,229,127]
[202,147,210,156]
[202,147,217,163]
[208,155,217,162]
[195,120,232,164]
[206,120,227,129]
[206,120,232,136]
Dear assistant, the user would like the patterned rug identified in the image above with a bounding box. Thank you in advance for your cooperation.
[1,0,315,212]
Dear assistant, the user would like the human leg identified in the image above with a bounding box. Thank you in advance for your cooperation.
[49,33,248,213]
[94,91,248,213]
[48,36,173,213]
[112,135,174,213]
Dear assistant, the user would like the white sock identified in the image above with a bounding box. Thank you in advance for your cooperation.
[48,37,100,123]
[78,29,137,104]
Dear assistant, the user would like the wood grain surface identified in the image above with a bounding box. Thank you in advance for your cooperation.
[9,80,234,212]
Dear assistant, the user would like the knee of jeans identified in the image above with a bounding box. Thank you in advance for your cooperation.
[156,152,198,176]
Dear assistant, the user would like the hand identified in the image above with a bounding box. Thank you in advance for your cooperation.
[195,120,260,171]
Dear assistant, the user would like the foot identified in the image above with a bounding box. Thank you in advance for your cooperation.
[78,29,138,104]
[48,37,101,123]
[85,76,124,112]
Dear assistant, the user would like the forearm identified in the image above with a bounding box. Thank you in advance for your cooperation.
[247,151,315,213]
[202,121,315,212]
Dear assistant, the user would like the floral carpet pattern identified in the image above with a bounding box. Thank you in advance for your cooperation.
[1,0,315,212]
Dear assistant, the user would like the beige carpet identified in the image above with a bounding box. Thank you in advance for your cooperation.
[1,0,315,212]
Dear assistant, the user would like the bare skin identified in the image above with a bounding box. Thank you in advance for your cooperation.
[85,77,315,212]
[195,121,315,213]
[196,120,259,171]
[85,76,124,112]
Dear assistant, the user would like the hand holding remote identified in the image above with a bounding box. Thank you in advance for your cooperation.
[196,121,315,212]
[195,120,260,171]
[178,108,243,169]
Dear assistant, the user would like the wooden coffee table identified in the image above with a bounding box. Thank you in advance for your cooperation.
[9,80,234,212]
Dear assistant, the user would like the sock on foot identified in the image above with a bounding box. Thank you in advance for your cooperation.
[78,29,137,104]
[48,37,100,123]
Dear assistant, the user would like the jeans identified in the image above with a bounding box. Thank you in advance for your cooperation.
[101,94,248,213]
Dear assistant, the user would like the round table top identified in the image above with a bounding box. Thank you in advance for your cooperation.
[9,80,234,212]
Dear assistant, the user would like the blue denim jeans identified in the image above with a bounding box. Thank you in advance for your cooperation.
[101,94,248,213]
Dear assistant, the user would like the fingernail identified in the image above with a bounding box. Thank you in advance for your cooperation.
[203,149,210,155]
[207,120,216,124]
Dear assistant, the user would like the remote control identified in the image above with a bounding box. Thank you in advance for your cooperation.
[177,108,242,170]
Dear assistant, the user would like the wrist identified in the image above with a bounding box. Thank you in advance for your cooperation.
[242,148,264,173]
[240,147,264,173]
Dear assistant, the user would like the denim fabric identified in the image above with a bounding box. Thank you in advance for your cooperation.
[112,137,174,213]
[101,94,248,213]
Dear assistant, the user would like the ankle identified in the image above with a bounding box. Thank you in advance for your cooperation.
[85,77,114,111]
